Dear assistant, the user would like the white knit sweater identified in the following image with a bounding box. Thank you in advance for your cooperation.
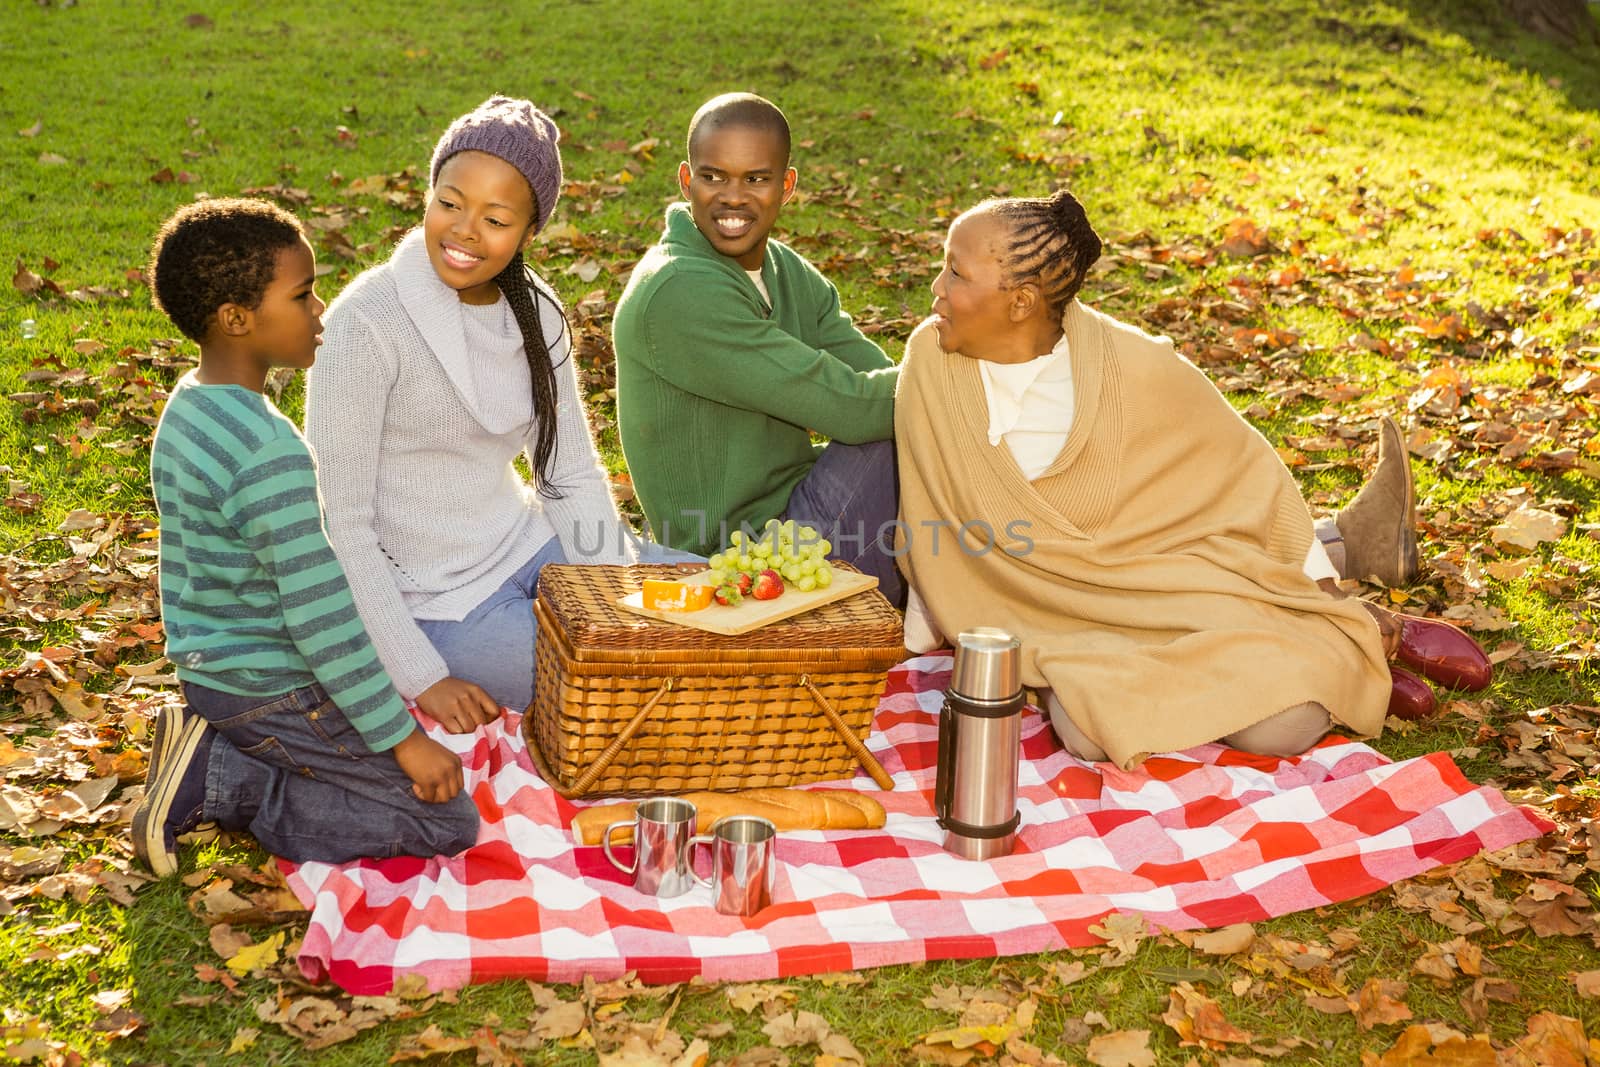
[305,229,635,699]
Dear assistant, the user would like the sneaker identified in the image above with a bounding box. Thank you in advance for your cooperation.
[132,705,213,877]
[147,704,220,846]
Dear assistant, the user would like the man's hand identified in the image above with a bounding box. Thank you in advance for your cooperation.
[391,730,464,803]
[415,677,502,734]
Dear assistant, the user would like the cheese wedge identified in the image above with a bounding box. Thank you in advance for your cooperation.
[640,579,713,612]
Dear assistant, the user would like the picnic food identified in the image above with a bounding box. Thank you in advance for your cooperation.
[751,568,784,601]
[713,571,753,606]
[640,579,713,612]
[707,520,835,597]
[570,787,887,845]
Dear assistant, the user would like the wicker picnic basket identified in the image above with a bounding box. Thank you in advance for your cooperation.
[525,563,904,798]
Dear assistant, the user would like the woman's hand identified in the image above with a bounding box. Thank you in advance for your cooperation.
[1320,578,1401,658]
[1361,602,1403,658]
[391,730,465,803]
[415,677,503,734]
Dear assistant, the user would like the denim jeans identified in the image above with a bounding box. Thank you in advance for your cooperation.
[417,537,569,711]
[782,439,905,607]
[185,681,480,864]
[417,535,703,710]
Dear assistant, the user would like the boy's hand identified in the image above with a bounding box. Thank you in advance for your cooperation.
[392,730,465,803]
[415,677,503,734]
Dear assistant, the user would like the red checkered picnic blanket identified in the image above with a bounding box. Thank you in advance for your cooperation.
[284,654,1551,995]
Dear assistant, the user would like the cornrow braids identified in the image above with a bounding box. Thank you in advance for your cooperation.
[988,191,1103,318]
[494,250,571,500]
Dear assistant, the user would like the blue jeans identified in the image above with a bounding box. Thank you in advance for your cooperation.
[782,439,905,607]
[418,538,569,710]
[418,536,702,710]
[185,681,479,864]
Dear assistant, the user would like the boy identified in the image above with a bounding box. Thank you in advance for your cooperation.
[133,198,478,876]
[612,93,906,603]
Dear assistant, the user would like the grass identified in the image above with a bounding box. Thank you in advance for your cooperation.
[3,0,1600,1063]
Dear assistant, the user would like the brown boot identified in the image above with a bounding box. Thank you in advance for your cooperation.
[1334,416,1419,587]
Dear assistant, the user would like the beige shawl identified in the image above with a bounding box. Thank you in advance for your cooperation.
[895,302,1389,769]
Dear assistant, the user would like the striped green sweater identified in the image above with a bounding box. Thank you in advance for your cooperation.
[150,373,414,752]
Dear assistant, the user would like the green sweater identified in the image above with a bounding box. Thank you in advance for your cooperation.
[613,203,898,555]
[150,373,414,752]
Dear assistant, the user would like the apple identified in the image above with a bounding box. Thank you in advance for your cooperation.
[751,568,784,601]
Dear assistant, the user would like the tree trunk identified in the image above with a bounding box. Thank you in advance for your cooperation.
[1501,0,1600,46]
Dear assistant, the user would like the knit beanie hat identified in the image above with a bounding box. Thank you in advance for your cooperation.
[430,96,563,235]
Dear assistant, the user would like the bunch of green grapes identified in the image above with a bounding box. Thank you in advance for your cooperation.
[707,519,835,592]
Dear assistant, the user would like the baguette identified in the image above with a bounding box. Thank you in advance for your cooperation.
[571,787,886,845]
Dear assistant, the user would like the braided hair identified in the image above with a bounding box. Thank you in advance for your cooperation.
[985,191,1103,319]
[493,249,570,500]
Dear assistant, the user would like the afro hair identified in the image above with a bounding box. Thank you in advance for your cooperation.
[148,197,306,342]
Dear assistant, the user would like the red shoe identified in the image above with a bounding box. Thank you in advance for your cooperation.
[1397,616,1492,692]
[1388,666,1438,722]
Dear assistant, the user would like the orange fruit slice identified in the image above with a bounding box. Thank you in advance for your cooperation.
[641,579,713,612]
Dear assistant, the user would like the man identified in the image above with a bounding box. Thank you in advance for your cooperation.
[613,93,906,604]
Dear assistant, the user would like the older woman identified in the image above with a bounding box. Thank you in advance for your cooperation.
[895,192,1487,769]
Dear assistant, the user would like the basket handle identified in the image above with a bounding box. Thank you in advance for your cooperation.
[801,676,895,790]
[567,679,675,796]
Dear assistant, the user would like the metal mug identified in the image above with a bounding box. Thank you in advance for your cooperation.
[602,797,699,898]
[691,815,778,917]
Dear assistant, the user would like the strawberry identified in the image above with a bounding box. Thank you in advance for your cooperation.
[751,568,784,601]
[713,582,743,607]
[733,572,753,596]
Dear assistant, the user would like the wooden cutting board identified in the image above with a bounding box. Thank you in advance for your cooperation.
[615,568,880,636]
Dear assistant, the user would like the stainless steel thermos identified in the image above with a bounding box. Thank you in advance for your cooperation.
[934,628,1024,860]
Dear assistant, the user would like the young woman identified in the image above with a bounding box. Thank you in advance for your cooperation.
[895,192,1489,768]
[306,97,687,726]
